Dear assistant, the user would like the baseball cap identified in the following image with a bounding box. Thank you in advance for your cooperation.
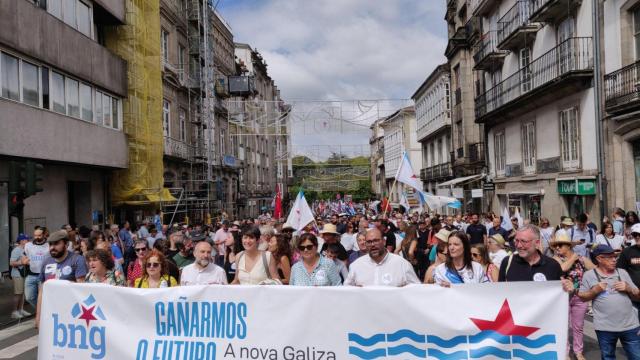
[630,223,640,235]
[590,244,616,265]
[16,233,30,242]
[48,230,69,243]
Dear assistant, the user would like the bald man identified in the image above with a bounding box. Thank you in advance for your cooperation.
[344,228,419,287]
[180,241,228,285]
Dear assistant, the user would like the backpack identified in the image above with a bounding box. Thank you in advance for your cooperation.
[570,227,594,245]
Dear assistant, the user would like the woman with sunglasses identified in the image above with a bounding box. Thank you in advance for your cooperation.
[424,240,447,284]
[290,233,341,286]
[127,239,149,287]
[133,249,177,288]
[433,231,486,286]
[84,249,125,286]
[551,234,595,360]
[471,244,498,282]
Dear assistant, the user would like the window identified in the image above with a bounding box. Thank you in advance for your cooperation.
[494,131,506,176]
[51,71,66,114]
[163,99,170,137]
[520,48,531,93]
[220,129,226,155]
[48,0,92,38]
[112,98,119,129]
[22,61,39,106]
[430,143,435,166]
[161,30,169,63]
[77,1,91,37]
[558,17,576,73]
[635,8,640,59]
[80,83,92,121]
[560,107,580,170]
[178,45,185,69]
[522,121,536,174]
[47,0,62,19]
[95,91,103,125]
[103,94,111,127]
[1,53,20,101]
[65,78,79,118]
[179,109,186,141]
[63,0,76,28]
[437,138,443,164]
[456,120,464,151]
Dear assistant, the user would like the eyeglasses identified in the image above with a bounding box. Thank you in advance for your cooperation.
[365,238,383,246]
[597,255,617,260]
[146,262,161,268]
[632,233,640,238]
[514,238,534,245]
[135,247,147,252]
[298,244,315,251]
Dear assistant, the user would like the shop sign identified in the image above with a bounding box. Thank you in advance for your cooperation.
[482,182,495,191]
[557,179,596,195]
[471,189,483,198]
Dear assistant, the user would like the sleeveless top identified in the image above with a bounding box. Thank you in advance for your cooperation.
[559,255,586,291]
[237,251,271,285]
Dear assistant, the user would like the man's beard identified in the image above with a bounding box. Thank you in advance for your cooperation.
[196,258,210,267]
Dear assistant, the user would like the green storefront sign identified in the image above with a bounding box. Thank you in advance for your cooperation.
[557,179,596,195]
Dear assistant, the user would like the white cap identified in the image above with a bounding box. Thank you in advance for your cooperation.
[630,223,640,235]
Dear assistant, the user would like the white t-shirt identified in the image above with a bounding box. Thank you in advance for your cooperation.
[595,234,625,250]
[180,262,228,285]
[489,249,508,269]
[340,233,357,252]
[433,261,487,285]
[345,252,420,287]
[24,241,49,274]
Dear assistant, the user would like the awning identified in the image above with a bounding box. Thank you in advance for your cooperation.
[437,174,484,187]
[506,190,543,196]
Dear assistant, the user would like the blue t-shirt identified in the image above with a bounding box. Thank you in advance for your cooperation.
[39,252,87,283]
[111,243,123,260]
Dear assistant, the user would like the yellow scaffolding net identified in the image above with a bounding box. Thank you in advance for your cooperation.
[105,0,175,205]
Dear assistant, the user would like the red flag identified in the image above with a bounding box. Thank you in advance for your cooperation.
[380,197,391,213]
[274,184,283,219]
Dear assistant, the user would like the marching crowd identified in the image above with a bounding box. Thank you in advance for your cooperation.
[7,207,640,359]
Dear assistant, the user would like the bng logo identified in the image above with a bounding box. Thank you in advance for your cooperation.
[52,294,106,359]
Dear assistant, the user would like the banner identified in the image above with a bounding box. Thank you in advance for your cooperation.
[39,281,567,360]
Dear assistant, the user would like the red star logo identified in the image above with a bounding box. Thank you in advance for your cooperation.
[78,305,97,327]
[469,300,539,337]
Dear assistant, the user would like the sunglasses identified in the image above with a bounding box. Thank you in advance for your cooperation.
[471,253,480,257]
[146,262,161,268]
[298,244,315,251]
[135,247,147,252]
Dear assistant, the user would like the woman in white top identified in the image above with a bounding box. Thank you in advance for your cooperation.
[539,218,554,256]
[434,231,486,286]
[595,222,625,251]
[340,222,358,252]
[232,226,280,285]
[487,233,509,269]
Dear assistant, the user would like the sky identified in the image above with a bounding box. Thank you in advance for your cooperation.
[216,0,449,159]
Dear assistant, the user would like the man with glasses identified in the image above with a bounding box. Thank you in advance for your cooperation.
[345,228,419,286]
[580,244,640,359]
[618,223,640,323]
[180,241,227,285]
[498,224,562,282]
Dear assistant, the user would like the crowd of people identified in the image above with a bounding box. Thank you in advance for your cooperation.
[7,207,640,359]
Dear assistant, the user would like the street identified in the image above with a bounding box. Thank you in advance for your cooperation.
[0,317,626,359]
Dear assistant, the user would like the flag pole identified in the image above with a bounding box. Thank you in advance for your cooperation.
[384,151,409,218]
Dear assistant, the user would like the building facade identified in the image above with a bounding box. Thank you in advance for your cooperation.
[369,119,385,198]
[472,0,599,223]
[413,64,454,200]
[0,0,128,269]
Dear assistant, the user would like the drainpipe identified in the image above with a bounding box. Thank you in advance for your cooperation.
[592,0,608,219]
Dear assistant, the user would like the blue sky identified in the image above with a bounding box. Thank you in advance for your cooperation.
[216,0,448,158]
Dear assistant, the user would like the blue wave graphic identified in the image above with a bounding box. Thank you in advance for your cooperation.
[348,346,386,359]
[469,330,510,345]
[427,334,467,348]
[470,346,511,359]
[512,334,556,348]
[387,344,426,357]
[512,349,558,360]
[428,348,468,360]
[387,329,425,343]
[348,333,385,347]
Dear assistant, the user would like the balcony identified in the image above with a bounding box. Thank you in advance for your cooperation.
[470,0,500,17]
[475,37,593,125]
[468,142,485,164]
[530,0,582,23]
[473,31,508,70]
[445,26,470,59]
[497,0,540,51]
[421,162,454,182]
[605,60,640,115]
[164,137,193,161]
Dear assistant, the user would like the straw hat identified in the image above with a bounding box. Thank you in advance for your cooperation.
[319,224,340,235]
[549,233,578,247]
[561,218,575,226]
[434,229,451,243]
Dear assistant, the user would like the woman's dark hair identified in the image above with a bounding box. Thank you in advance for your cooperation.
[272,234,292,264]
[326,243,343,254]
[401,225,417,251]
[142,249,169,278]
[297,233,318,247]
[471,243,491,266]
[626,211,640,226]
[601,221,613,234]
[445,231,472,273]
[241,225,261,240]
[85,249,115,271]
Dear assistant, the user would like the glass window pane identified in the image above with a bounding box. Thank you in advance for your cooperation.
[63,0,76,28]
[77,2,91,37]
[51,72,66,114]
[635,9,640,33]
[95,91,102,124]
[103,95,111,127]
[1,53,20,101]
[22,61,39,106]
[112,98,119,129]
[80,83,92,121]
[48,0,62,19]
[66,78,79,117]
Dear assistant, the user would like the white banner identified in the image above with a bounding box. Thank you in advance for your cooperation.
[39,281,567,360]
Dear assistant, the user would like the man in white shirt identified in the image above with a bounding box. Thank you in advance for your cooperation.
[180,241,228,286]
[345,228,419,286]
[213,221,231,266]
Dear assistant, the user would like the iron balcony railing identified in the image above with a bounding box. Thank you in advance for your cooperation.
[476,37,592,118]
[468,142,485,163]
[497,0,533,45]
[421,162,453,181]
[473,31,503,65]
[604,60,640,109]
[164,137,193,160]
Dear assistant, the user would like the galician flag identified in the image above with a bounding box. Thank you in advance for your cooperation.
[395,151,423,192]
[501,207,513,231]
[285,191,315,231]
[400,191,411,211]
[419,191,462,210]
